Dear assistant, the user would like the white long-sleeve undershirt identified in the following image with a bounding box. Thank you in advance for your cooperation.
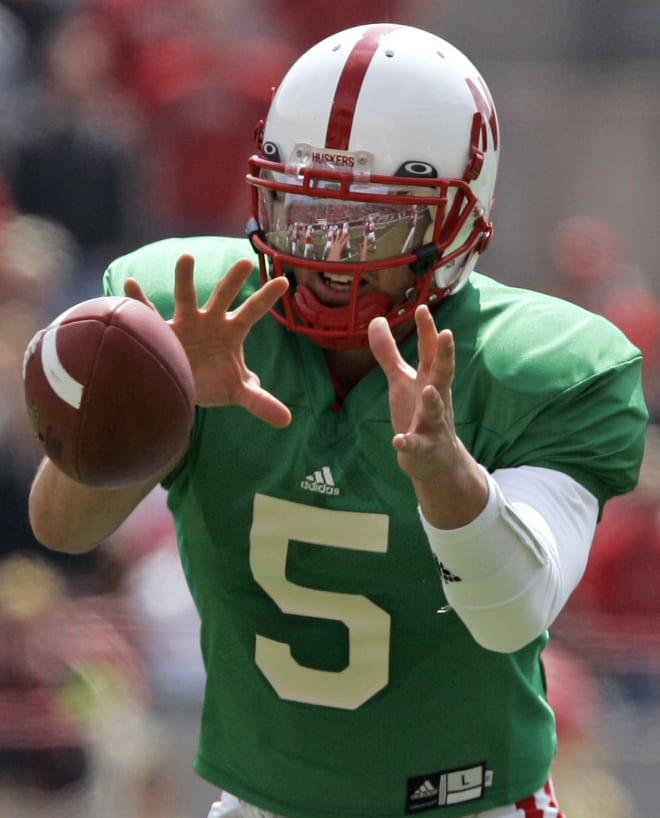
[419,465,599,653]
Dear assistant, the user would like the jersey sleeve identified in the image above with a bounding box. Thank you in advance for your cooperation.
[450,277,649,512]
[102,236,258,317]
[498,352,647,509]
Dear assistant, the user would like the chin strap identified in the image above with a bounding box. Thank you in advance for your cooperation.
[293,285,393,331]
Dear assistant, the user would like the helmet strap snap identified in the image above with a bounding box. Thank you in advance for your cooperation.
[409,243,439,275]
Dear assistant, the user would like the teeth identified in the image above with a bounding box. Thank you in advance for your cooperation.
[322,273,353,288]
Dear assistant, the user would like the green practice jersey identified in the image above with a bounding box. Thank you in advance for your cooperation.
[104,236,647,818]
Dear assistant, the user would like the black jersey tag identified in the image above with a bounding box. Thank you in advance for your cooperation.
[405,763,487,813]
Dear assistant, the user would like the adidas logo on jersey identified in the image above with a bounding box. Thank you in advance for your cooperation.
[301,466,340,495]
[410,779,439,800]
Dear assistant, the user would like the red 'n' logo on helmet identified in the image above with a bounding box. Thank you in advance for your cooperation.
[465,77,499,151]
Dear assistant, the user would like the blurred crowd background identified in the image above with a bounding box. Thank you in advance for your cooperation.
[0,1,658,816]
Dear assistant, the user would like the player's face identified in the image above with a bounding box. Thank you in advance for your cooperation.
[292,265,417,308]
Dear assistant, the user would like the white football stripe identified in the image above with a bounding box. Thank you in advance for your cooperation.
[41,325,84,409]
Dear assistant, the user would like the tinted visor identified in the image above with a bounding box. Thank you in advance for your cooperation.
[257,187,433,264]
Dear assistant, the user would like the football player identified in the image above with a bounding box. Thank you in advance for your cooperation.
[29,24,647,818]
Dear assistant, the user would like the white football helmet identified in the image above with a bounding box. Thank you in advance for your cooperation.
[247,23,499,349]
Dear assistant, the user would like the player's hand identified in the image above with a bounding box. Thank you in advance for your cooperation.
[124,254,292,428]
[368,305,461,481]
[369,306,488,527]
[326,231,350,261]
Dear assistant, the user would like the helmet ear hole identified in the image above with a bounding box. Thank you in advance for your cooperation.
[394,161,438,179]
[261,141,282,163]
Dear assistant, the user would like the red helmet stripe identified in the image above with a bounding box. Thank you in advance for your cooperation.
[325,24,401,150]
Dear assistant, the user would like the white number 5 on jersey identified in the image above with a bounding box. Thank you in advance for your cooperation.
[250,494,391,710]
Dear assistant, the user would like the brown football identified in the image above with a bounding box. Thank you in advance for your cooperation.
[23,296,195,487]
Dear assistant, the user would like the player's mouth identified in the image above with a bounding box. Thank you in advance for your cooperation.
[311,271,364,304]
[321,272,353,291]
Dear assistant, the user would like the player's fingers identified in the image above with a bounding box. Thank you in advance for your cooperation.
[204,258,255,314]
[241,379,292,429]
[415,306,438,374]
[392,430,428,454]
[420,383,447,428]
[123,277,156,310]
[428,329,455,396]
[368,316,409,382]
[245,391,292,429]
[233,275,289,330]
[173,254,200,319]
